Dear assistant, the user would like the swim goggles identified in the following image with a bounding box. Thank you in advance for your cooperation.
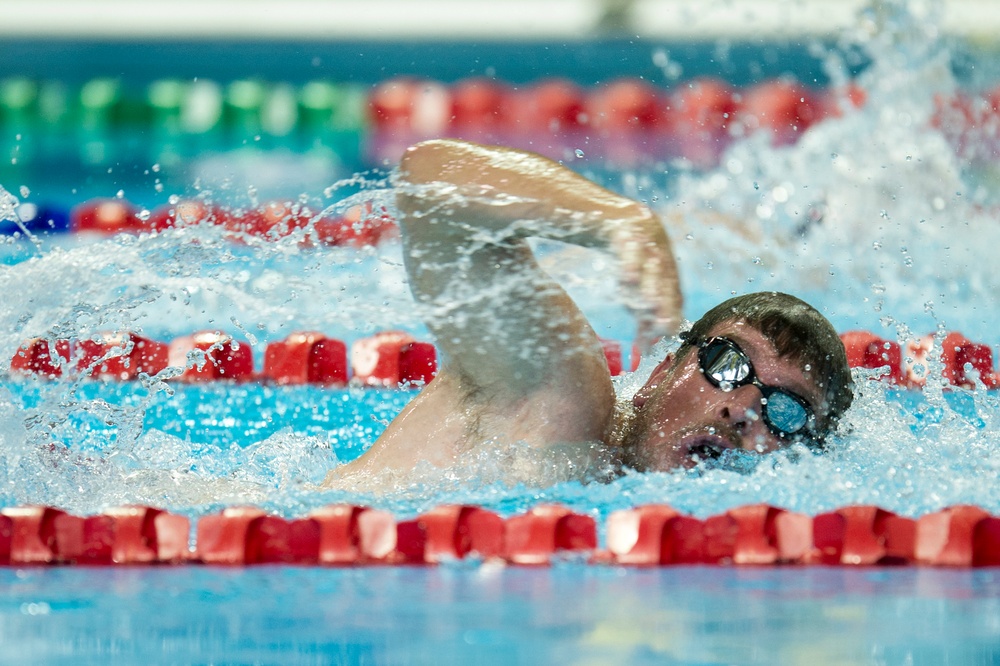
[695,336,816,441]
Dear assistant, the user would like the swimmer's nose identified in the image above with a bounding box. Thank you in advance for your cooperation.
[717,385,766,442]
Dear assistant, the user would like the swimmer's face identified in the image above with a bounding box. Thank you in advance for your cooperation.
[622,320,826,471]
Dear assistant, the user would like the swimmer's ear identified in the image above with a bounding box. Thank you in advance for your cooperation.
[633,353,674,410]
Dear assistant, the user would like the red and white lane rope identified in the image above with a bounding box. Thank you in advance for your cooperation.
[8,329,1000,390]
[1,503,998,567]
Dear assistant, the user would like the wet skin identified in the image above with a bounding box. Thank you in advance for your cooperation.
[622,319,826,472]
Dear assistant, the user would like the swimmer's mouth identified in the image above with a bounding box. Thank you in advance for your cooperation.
[681,434,737,463]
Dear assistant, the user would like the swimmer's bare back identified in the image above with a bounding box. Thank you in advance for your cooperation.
[325,139,682,487]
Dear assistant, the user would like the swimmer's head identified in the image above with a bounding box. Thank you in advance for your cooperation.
[680,292,854,436]
[622,292,853,471]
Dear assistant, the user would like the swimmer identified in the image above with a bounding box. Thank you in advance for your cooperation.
[326,139,853,486]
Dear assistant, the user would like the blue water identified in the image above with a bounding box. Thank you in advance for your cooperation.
[0,566,997,665]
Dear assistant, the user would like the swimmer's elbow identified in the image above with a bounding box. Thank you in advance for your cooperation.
[395,140,467,233]
[398,139,467,186]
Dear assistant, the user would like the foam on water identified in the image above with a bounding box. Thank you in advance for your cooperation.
[1,0,1000,522]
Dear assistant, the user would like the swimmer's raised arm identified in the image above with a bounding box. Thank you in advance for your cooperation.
[395,139,682,370]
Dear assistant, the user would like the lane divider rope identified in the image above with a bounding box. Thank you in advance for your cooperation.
[1,503,997,567]
[7,329,998,390]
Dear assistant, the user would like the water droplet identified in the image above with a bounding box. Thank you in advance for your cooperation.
[574,149,585,158]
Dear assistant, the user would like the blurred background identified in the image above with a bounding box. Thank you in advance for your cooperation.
[2,0,998,213]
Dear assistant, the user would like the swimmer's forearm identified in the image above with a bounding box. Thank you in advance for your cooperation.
[395,139,653,249]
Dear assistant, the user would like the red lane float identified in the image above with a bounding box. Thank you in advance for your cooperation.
[350,331,437,387]
[449,78,512,134]
[10,339,71,379]
[510,78,588,133]
[223,201,312,241]
[915,505,999,567]
[364,75,858,165]
[0,506,64,564]
[245,516,322,565]
[812,506,915,565]
[932,89,1000,163]
[503,505,597,565]
[74,332,169,380]
[71,199,145,234]
[264,332,348,386]
[600,339,624,376]
[369,77,451,136]
[736,79,822,145]
[663,77,738,168]
[196,506,267,564]
[905,332,997,390]
[311,202,398,247]
[605,504,680,565]
[396,505,506,563]
[146,199,215,231]
[703,504,786,565]
[168,331,254,382]
[586,78,664,132]
[840,331,903,385]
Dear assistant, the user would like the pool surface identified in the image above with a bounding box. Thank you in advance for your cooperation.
[1,566,998,665]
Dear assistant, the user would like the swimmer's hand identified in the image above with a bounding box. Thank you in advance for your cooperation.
[609,212,683,353]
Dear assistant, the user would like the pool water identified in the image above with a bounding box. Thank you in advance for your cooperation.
[1,566,998,665]
[2,1,1000,662]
